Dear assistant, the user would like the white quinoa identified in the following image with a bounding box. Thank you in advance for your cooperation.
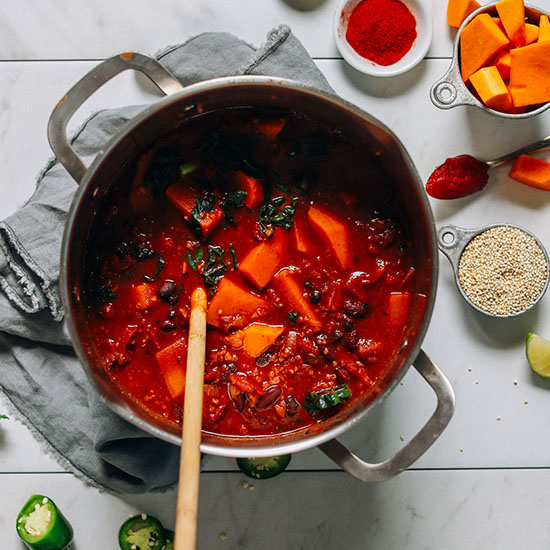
[457,226,548,316]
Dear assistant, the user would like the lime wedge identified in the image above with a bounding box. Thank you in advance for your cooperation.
[526,333,550,377]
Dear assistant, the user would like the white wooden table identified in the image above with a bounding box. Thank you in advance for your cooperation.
[1,1,550,548]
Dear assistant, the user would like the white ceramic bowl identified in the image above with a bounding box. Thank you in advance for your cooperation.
[333,0,433,77]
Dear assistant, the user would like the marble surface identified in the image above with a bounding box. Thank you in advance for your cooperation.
[1,1,550,548]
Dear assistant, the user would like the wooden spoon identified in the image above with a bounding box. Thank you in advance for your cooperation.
[174,287,207,550]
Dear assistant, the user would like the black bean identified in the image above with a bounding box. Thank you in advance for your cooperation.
[343,329,359,351]
[309,290,321,304]
[255,352,273,368]
[304,280,314,290]
[234,392,247,412]
[223,363,237,375]
[157,281,179,304]
[286,395,300,416]
[340,315,355,332]
[343,300,369,319]
[255,386,282,410]
[321,347,337,363]
[160,320,177,332]
[335,367,350,383]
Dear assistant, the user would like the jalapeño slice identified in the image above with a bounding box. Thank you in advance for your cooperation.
[118,514,166,550]
[16,494,73,550]
[236,455,292,479]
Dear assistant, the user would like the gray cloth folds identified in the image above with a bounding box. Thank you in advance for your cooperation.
[0,26,333,493]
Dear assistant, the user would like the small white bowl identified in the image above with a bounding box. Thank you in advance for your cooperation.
[333,0,433,77]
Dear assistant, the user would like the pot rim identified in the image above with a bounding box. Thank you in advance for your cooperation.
[59,74,439,456]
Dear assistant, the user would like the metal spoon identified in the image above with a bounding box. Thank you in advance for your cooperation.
[483,135,550,169]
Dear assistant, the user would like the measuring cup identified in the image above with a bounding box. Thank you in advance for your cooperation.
[437,223,550,318]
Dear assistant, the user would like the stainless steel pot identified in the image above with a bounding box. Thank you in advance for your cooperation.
[48,52,455,482]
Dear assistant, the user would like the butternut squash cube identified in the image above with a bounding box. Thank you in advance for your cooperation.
[207,277,270,330]
[509,154,550,190]
[447,0,481,28]
[509,41,550,107]
[130,283,158,310]
[233,171,264,211]
[242,323,285,357]
[470,66,513,111]
[386,292,412,326]
[495,0,526,47]
[272,268,322,332]
[307,205,352,270]
[239,239,282,289]
[293,219,311,253]
[166,182,223,237]
[493,50,511,81]
[155,338,187,399]
[492,17,506,34]
[460,14,510,81]
[525,23,539,45]
[538,14,550,42]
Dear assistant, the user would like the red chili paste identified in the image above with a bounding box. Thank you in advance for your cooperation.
[426,154,490,199]
[84,108,418,437]
[345,0,417,66]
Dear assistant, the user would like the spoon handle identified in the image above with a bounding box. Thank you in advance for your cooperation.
[175,287,208,550]
[486,135,550,168]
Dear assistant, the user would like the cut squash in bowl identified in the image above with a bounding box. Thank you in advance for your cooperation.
[430,0,550,119]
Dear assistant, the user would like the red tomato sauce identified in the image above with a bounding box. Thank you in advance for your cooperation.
[84,108,417,437]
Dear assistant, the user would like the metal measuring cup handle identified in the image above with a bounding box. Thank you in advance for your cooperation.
[437,224,479,268]
[430,58,478,111]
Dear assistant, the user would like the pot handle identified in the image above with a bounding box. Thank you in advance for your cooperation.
[319,349,455,482]
[47,52,184,183]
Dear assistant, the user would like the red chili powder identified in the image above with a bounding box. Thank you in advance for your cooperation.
[345,0,417,66]
[426,155,490,199]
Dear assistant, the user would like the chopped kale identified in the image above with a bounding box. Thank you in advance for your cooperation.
[143,254,165,282]
[287,311,300,323]
[145,148,181,199]
[135,246,156,261]
[186,247,204,274]
[229,243,238,269]
[258,196,298,235]
[180,162,197,176]
[225,191,247,209]
[154,255,165,279]
[304,384,351,416]
[271,170,291,194]
[191,193,215,227]
[221,190,247,222]
[91,285,117,304]
[203,245,228,289]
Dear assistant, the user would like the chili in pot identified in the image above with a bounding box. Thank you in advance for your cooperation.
[84,107,418,438]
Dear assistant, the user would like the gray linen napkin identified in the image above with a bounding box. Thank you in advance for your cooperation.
[0,26,332,493]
